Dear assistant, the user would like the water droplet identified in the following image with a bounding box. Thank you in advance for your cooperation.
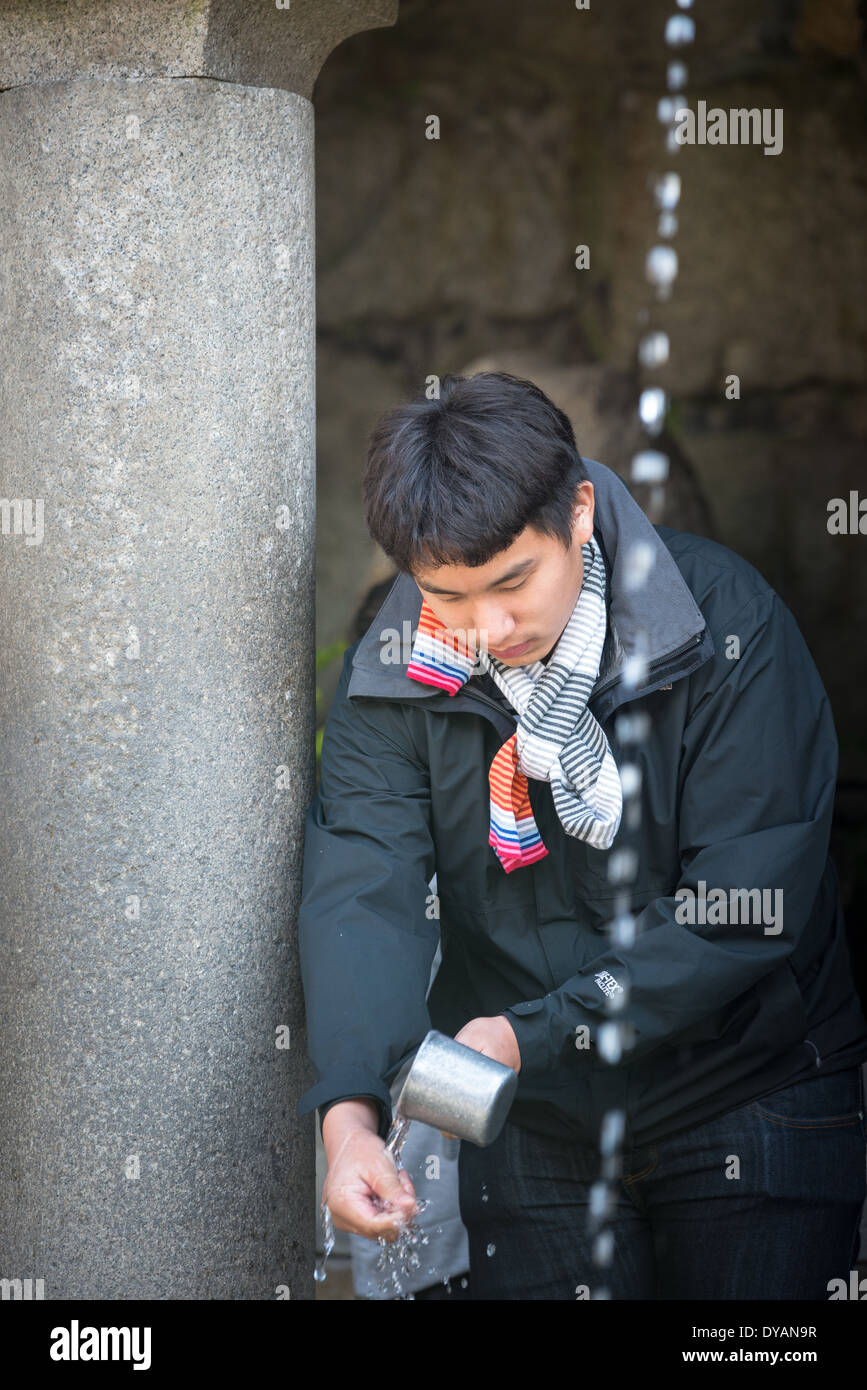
[652,172,681,210]
[486,1243,496,1257]
[609,910,637,949]
[601,1153,623,1182]
[618,763,641,797]
[658,210,678,238]
[657,96,674,124]
[623,540,656,592]
[665,14,695,46]
[607,848,638,884]
[666,61,687,89]
[590,1181,614,1220]
[600,1109,626,1154]
[594,1230,616,1266]
[639,387,668,435]
[645,247,678,300]
[461,1277,469,1288]
[614,711,650,745]
[630,449,669,483]
[637,332,669,368]
[598,1022,624,1064]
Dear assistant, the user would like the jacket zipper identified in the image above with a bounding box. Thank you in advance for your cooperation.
[591,629,704,700]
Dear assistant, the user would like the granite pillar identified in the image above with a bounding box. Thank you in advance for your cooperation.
[0,0,398,1299]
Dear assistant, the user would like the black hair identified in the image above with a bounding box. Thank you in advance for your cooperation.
[361,371,588,577]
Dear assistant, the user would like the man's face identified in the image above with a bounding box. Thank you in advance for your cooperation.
[412,481,595,666]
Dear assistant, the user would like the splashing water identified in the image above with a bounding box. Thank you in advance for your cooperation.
[372,1203,432,1299]
[371,1113,433,1299]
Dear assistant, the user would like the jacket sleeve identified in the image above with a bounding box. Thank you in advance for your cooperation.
[296,646,439,1141]
[501,587,839,1078]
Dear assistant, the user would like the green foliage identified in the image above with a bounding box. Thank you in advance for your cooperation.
[664,396,684,440]
[315,638,350,778]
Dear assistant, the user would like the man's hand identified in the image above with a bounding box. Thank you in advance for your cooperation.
[434,1016,522,1139]
[321,1099,419,1243]
[454,1014,522,1073]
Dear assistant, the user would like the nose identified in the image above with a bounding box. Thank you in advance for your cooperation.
[472,601,517,654]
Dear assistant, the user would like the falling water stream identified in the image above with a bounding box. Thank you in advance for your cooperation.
[583,1,694,1298]
[313,1202,335,1284]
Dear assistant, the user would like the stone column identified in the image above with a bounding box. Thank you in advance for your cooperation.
[0,0,397,1300]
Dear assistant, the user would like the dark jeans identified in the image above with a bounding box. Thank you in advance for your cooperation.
[458,1065,867,1299]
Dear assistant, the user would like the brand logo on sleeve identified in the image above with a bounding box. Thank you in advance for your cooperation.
[594,971,623,998]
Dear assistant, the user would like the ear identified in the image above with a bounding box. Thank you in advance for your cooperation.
[572,505,593,542]
[572,481,595,541]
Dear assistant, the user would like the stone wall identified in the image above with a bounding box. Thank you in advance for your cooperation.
[312,0,867,960]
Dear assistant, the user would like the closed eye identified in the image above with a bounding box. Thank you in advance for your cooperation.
[438,579,527,602]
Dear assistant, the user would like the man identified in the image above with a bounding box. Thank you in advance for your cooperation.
[297,370,867,1299]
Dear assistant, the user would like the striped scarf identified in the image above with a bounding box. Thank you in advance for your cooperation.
[407,534,623,873]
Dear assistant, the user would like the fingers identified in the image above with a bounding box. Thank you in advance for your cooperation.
[366,1154,419,1240]
[331,1191,415,1243]
[326,1154,419,1243]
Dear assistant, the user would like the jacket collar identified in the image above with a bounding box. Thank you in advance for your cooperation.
[347,457,714,722]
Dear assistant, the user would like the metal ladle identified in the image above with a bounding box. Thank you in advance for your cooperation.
[394,1029,519,1147]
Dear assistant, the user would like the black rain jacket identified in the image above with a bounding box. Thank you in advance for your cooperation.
[296,458,867,1148]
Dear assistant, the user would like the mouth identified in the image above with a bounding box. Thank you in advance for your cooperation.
[488,639,532,659]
